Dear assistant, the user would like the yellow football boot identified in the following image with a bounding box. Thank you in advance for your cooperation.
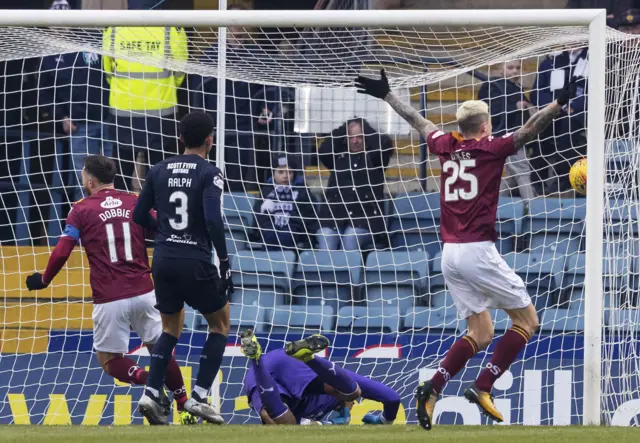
[464,384,504,423]
[240,329,262,360]
[415,381,439,430]
[284,335,329,362]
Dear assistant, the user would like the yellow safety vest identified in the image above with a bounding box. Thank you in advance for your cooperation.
[102,26,187,117]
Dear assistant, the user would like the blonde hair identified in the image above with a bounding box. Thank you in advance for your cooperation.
[456,100,490,136]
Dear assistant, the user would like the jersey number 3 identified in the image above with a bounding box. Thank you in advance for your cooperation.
[443,159,478,202]
[169,191,189,231]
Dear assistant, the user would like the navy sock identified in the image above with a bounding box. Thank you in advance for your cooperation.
[305,356,358,395]
[147,332,178,393]
[194,333,227,395]
[251,359,288,419]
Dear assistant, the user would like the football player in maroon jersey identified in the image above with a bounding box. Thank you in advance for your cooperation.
[356,69,576,429]
[25,155,194,424]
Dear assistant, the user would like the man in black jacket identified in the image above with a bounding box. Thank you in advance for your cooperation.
[316,118,392,251]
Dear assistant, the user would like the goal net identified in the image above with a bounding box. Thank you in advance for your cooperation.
[0,9,637,426]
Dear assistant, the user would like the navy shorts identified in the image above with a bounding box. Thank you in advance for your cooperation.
[152,256,227,315]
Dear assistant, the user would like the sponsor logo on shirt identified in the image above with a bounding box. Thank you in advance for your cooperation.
[166,234,198,246]
[100,196,122,209]
[213,174,224,190]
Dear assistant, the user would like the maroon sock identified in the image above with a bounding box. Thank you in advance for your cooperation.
[431,336,478,394]
[475,326,530,392]
[165,356,188,411]
[106,356,146,385]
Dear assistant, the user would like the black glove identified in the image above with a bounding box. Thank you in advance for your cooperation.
[355,68,390,100]
[556,77,578,107]
[218,259,234,296]
[26,272,49,291]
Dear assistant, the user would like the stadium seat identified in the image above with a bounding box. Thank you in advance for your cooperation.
[495,197,525,254]
[488,309,512,331]
[337,306,399,333]
[364,250,429,310]
[403,306,460,331]
[605,308,640,331]
[291,250,362,309]
[230,289,284,308]
[224,193,255,237]
[229,304,268,333]
[429,253,445,295]
[607,198,639,235]
[233,250,296,297]
[526,198,586,235]
[269,305,335,333]
[540,308,584,332]
[503,252,562,310]
[388,192,441,257]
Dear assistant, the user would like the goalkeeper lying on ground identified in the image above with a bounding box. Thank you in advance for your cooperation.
[241,330,401,425]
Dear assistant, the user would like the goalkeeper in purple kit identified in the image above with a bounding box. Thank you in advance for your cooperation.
[241,330,401,425]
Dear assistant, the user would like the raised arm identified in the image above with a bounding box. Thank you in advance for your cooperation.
[512,77,577,150]
[355,69,438,139]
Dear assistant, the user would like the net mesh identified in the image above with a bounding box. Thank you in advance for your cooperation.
[0,20,638,426]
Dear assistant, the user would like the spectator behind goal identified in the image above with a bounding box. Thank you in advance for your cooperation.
[102,4,187,193]
[251,155,318,250]
[477,60,537,200]
[40,0,112,202]
[316,118,392,252]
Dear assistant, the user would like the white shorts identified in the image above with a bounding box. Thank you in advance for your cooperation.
[92,291,162,353]
[441,241,531,320]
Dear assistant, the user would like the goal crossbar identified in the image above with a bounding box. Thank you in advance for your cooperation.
[0,8,606,27]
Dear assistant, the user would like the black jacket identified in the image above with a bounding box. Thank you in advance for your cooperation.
[318,119,392,236]
[478,77,530,135]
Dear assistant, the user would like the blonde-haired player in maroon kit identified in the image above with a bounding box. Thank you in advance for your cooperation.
[25,155,194,424]
[356,70,576,429]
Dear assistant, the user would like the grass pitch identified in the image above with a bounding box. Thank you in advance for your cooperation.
[1,425,638,443]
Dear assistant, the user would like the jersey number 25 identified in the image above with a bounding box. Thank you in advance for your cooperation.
[443,159,478,202]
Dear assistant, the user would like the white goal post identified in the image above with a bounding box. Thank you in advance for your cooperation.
[0,7,623,426]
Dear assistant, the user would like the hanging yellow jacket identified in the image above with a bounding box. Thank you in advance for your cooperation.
[102,26,187,117]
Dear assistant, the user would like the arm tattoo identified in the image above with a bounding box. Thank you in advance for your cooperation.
[385,92,438,139]
[513,102,562,150]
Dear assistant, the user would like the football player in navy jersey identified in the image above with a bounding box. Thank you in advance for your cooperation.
[133,111,233,425]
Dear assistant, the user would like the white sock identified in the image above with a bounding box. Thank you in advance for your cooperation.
[194,385,209,399]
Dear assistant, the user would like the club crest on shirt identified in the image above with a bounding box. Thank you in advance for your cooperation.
[83,52,100,66]
[100,196,123,209]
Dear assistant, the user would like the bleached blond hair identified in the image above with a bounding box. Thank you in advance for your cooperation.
[456,100,490,136]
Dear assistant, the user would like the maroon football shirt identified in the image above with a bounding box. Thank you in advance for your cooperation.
[65,189,153,304]
[427,130,516,244]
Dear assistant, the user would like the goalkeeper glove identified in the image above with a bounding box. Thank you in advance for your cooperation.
[218,259,234,296]
[556,77,578,107]
[326,406,351,425]
[26,272,49,291]
[355,68,390,100]
[362,410,390,425]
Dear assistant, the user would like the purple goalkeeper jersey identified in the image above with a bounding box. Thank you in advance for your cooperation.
[244,349,341,422]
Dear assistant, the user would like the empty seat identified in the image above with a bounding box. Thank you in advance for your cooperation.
[605,309,640,331]
[495,197,525,254]
[229,304,268,333]
[291,250,362,309]
[503,252,562,309]
[337,306,399,333]
[526,198,586,235]
[429,253,445,295]
[364,250,429,310]
[541,309,584,332]
[488,309,512,331]
[230,289,284,308]
[607,199,639,235]
[233,250,296,296]
[403,306,460,331]
[269,305,335,333]
[405,290,459,330]
[224,193,255,236]
[389,192,441,257]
